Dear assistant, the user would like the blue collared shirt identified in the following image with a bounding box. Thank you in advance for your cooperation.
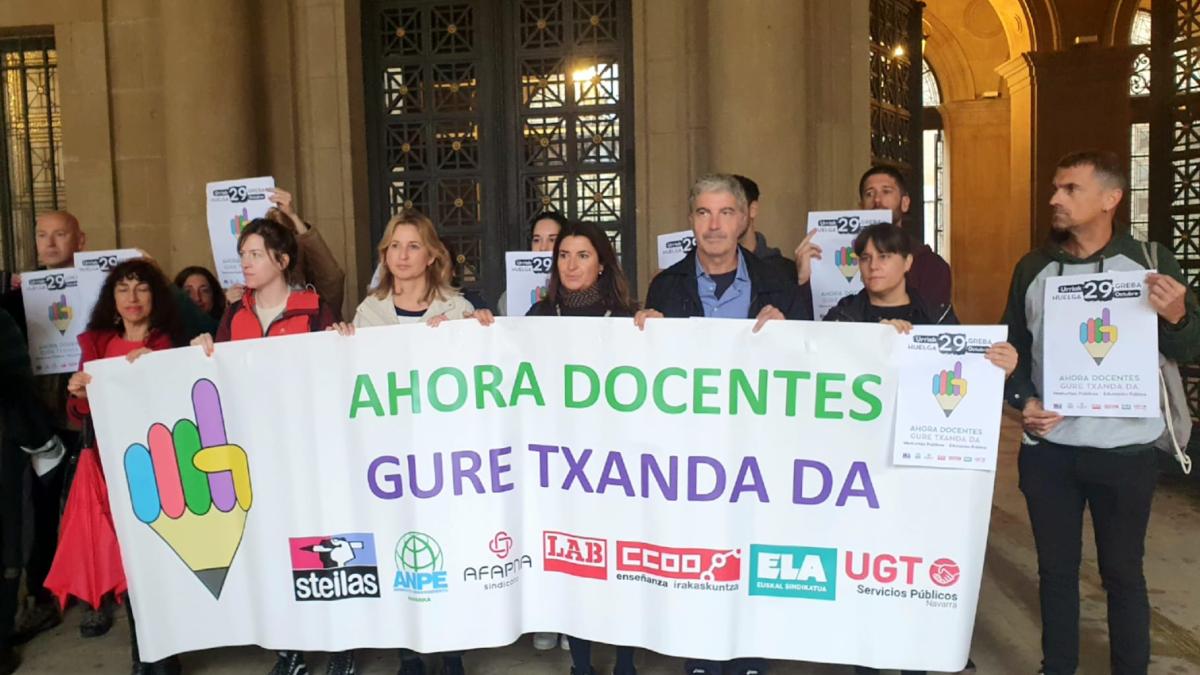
[696,250,752,319]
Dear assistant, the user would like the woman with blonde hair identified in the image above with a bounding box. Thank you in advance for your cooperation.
[339,210,490,331]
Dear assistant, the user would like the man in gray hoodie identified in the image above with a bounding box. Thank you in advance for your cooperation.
[1002,150,1199,675]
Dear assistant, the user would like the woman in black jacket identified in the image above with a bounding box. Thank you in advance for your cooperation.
[828,222,1012,675]
[527,220,637,675]
[526,220,637,320]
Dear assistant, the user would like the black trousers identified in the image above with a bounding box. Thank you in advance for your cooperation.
[1019,441,1157,675]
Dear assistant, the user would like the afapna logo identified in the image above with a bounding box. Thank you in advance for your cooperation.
[464,531,532,588]
[288,532,380,601]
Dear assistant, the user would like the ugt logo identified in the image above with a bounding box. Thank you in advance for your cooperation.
[393,531,448,599]
[749,545,837,601]
[124,379,252,599]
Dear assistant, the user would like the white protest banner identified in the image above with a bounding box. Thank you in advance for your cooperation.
[21,268,84,374]
[807,210,892,319]
[206,176,276,288]
[893,326,1007,470]
[87,319,999,671]
[74,249,143,333]
[657,230,696,270]
[503,251,553,316]
[1042,270,1159,417]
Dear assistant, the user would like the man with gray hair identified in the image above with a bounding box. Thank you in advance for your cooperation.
[636,174,807,675]
[637,173,808,331]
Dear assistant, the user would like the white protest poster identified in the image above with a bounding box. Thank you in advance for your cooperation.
[893,326,1008,470]
[504,251,552,316]
[21,268,85,375]
[206,176,275,288]
[74,249,143,332]
[657,230,696,270]
[807,210,892,320]
[1042,271,1159,417]
[87,319,998,672]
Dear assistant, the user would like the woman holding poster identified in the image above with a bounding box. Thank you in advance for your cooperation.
[825,223,1013,675]
[54,258,182,674]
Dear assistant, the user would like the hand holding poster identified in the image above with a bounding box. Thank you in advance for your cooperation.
[206,177,276,288]
[86,319,1002,671]
[21,268,84,374]
[75,249,142,332]
[657,230,696,270]
[893,325,1008,470]
[1042,270,1159,417]
[504,251,553,315]
[807,210,892,319]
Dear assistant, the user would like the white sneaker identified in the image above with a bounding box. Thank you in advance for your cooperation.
[532,633,557,650]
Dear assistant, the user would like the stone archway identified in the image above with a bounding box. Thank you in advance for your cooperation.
[986,0,1058,54]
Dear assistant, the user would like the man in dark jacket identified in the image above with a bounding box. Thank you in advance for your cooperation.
[637,174,806,675]
[639,174,809,330]
[733,174,798,284]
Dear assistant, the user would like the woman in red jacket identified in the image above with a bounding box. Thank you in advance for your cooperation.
[56,257,183,675]
[190,218,344,675]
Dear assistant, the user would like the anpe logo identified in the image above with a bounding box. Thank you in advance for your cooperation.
[616,542,740,581]
[748,545,837,600]
[393,531,448,599]
[288,532,380,601]
[543,531,607,580]
[929,558,961,587]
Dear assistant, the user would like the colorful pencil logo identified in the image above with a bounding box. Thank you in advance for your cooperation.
[1079,307,1118,365]
[123,379,252,598]
[932,361,968,417]
[47,294,73,335]
[229,208,252,236]
[835,246,858,282]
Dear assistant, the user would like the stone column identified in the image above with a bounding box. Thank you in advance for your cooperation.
[999,47,1135,246]
[160,0,258,269]
[705,0,808,252]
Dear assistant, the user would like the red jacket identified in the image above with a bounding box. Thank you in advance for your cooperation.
[215,288,336,342]
[68,329,174,423]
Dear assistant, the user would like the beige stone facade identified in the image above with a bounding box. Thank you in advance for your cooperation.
[0,0,1150,320]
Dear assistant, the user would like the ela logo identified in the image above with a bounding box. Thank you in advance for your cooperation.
[289,532,380,601]
[393,531,448,599]
[749,545,837,600]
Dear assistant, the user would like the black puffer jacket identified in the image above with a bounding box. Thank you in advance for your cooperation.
[823,287,958,325]
[644,247,810,320]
